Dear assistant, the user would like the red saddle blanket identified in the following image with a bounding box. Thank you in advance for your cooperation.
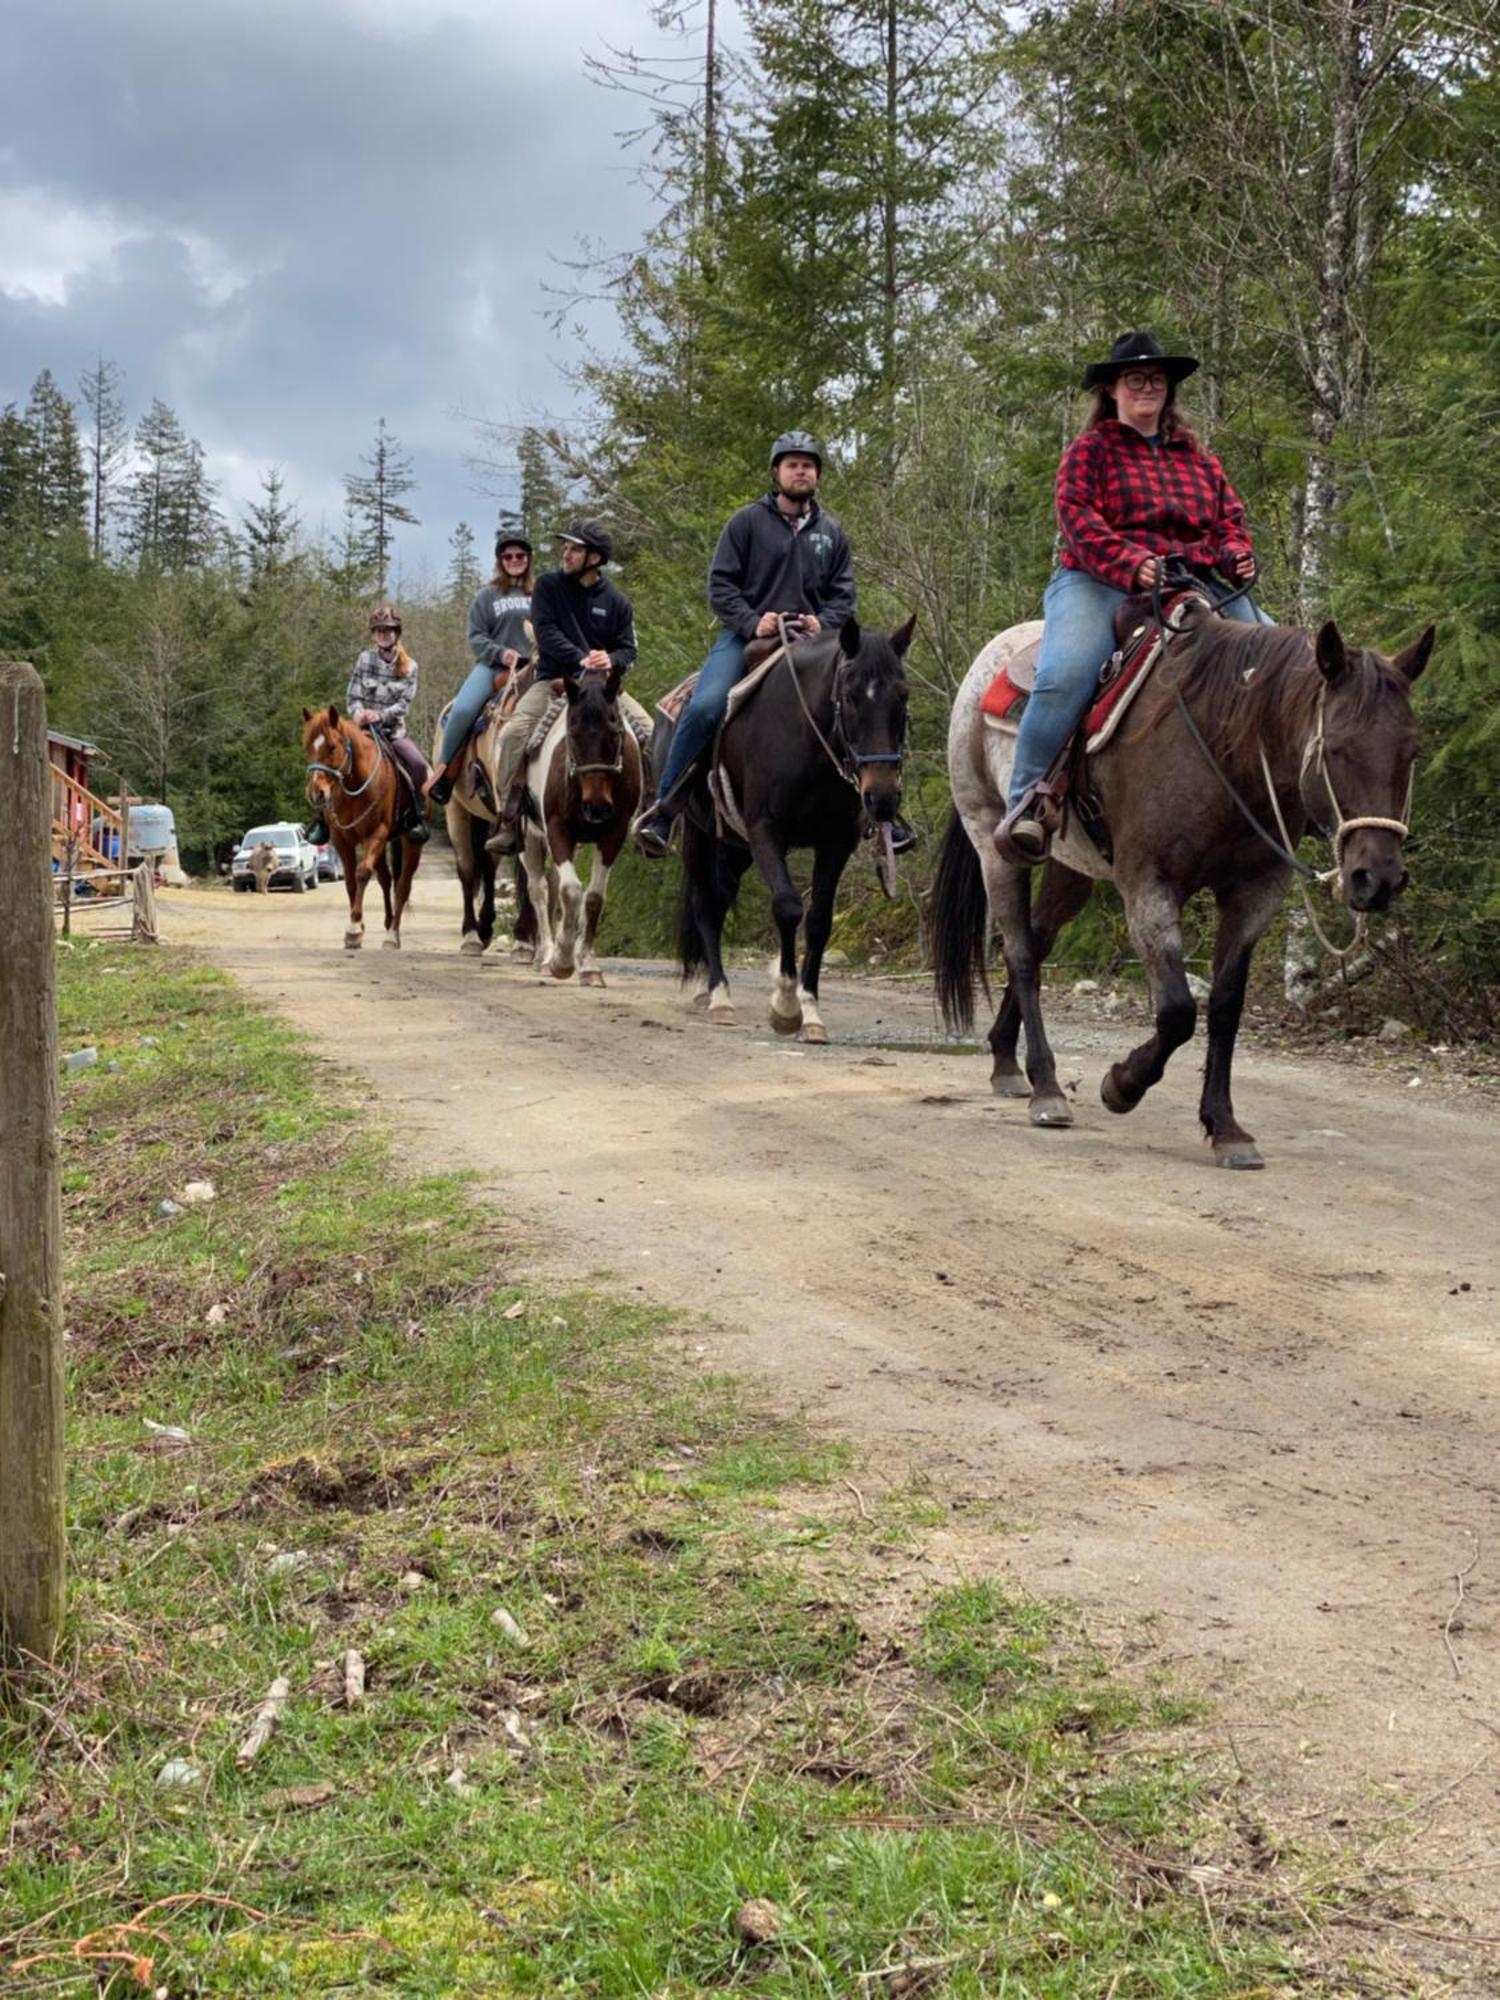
[981,616,1162,739]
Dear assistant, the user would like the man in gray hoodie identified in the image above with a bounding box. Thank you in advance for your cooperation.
[633,430,855,857]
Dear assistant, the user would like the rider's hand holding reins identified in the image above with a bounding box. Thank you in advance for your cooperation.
[581,649,612,672]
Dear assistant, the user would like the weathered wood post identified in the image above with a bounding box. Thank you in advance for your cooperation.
[0,662,65,1661]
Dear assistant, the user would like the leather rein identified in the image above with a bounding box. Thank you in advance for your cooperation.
[777,614,905,792]
[305,720,389,828]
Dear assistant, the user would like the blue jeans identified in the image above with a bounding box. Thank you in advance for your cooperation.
[1007,566,1273,806]
[657,628,747,802]
[438,664,502,765]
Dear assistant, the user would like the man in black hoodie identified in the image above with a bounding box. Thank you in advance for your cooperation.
[633,431,855,857]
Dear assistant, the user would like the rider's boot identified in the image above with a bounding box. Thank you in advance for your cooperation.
[405,802,431,845]
[425,761,455,808]
[484,780,526,855]
[993,793,1050,867]
[632,794,678,859]
[306,815,329,847]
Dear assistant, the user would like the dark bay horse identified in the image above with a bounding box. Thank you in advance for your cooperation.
[669,617,913,1041]
[933,605,1432,1167]
[518,666,642,984]
[302,704,424,951]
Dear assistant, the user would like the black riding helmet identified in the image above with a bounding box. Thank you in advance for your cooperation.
[494,522,532,558]
[558,519,613,565]
[770,429,823,474]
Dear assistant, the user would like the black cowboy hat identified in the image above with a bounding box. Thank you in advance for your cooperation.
[1082,331,1199,390]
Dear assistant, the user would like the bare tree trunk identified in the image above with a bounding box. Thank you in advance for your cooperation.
[880,0,899,457]
[0,662,66,1663]
[703,0,719,230]
[1298,0,1363,611]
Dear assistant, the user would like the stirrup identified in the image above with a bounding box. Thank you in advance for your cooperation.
[427,770,454,806]
[994,802,1049,867]
[632,803,675,859]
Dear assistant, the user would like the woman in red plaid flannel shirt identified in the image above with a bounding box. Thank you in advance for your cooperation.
[1000,331,1270,863]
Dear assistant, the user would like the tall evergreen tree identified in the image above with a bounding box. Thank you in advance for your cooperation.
[343,418,419,595]
[123,400,221,571]
[78,355,128,558]
[22,370,87,545]
[243,465,301,586]
[446,520,481,601]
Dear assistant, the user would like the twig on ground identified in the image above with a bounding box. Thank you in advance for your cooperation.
[344,1649,366,1707]
[236,1675,291,1767]
[842,1477,872,1523]
[1442,1533,1480,1679]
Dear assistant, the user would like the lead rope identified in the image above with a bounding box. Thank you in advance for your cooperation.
[778,615,859,793]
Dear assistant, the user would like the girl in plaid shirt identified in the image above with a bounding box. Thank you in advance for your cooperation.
[1002,332,1270,862]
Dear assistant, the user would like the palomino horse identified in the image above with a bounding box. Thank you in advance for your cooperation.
[667,617,912,1042]
[302,705,424,951]
[932,601,1432,1167]
[518,666,642,984]
[432,689,538,960]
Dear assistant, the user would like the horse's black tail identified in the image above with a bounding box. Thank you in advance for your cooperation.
[931,808,990,1035]
[677,817,708,978]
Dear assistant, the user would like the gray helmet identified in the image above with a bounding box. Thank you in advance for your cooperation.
[494,521,532,558]
[770,430,823,475]
[559,518,613,564]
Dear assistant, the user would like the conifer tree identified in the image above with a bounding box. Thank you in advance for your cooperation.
[243,465,301,585]
[343,418,419,595]
[79,355,128,558]
[446,521,481,601]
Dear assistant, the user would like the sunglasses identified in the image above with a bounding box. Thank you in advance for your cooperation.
[500,548,529,560]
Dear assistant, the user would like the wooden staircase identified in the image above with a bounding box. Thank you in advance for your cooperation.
[51,766,127,888]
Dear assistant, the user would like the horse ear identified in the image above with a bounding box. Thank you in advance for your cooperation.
[838,618,861,658]
[301,706,312,722]
[891,614,917,659]
[1315,621,1348,682]
[606,663,623,698]
[1391,624,1435,685]
[328,702,341,724]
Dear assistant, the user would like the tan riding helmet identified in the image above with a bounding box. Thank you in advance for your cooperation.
[369,604,402,634]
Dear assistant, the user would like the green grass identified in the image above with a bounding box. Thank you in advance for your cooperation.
[0,945,1374,1995]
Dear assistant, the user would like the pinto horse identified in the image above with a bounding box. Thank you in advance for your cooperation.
[667,616,913,1042]
[932,602,1432,1167]
[302,704,424,951]
[432,689,538,960]
[518,666,642,985]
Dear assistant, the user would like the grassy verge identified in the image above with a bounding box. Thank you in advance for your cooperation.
[1,945,1373,1996]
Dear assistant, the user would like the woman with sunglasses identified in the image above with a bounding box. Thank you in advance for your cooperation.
[425,529,535,806]
[324,604,431,842]
[997,331,1270,864]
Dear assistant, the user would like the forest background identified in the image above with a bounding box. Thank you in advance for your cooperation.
[4,0,1496,1030]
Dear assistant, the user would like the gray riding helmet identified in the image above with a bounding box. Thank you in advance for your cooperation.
[558,518,613,564]
[769,430,823,474]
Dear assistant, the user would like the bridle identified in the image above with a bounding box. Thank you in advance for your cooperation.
[305,717,386,826]
[776,614,906,792]
[565,671,626,782]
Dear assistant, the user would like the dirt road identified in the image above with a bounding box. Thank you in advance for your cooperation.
[161,874,1499,1935]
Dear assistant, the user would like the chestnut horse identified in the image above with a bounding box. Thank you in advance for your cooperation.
[302,704,423,951]
[518,666,642,985]
[932,604,1432,1168]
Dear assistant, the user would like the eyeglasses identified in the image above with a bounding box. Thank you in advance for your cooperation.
[1119,370,1168,393]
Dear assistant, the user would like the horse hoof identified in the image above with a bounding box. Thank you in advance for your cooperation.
[768,1005,802,1036]
[1100,1069,1135,1115]
[1214,1141,1265,1171]
[460,936,486,957]
[382,936,400,950]
[344,933,363,952]
[800,1021,828,1046]
[579,968,605,988]
[510,944,533,963]
[992,1069,1030,1099]
[708,1003,738,1028]
[1029,1095,1074,1128]
[688,988,711,1013]
[548,961,574,981]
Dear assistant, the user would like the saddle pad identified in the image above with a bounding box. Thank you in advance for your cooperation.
[658,671,699,723]
[978,622,1164,748]
[979,633,1041,721]
[724,638,793,722]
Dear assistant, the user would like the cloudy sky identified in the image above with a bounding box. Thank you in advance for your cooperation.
[0,0,722,587]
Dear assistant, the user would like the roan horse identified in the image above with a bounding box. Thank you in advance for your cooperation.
[932,603,1432,1167]
[517,665,642,984]
[668,616,913,1042]
[432,689,538,959]
[302,704,424,951]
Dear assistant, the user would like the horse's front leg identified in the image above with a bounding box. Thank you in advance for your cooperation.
[388,834,421,948]
[989,846,1072,1127]
[796,827,858,1046]
[521,825,554,972]
[343,836,371,951]
[577,849,613,988]
[550,840,583,980]
[989,861,1094,1096]
[1102,872,1194,1114]
[373,826,399,948]
[1199,872,1286,1169]
[448,805,485,955]
[748,823,804,1036]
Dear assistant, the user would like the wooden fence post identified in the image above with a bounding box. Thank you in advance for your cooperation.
[0,662,65,1661]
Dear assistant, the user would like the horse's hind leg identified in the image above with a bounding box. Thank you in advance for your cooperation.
[797,829,858,1046]
[1101,873,1194,1113]
[1199,875,1284,1169]
[448,805,485,955]
[991,853,1072,1127]
[989,861,1093,1097]
[376,843,399,948]
[388,838,420,948]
